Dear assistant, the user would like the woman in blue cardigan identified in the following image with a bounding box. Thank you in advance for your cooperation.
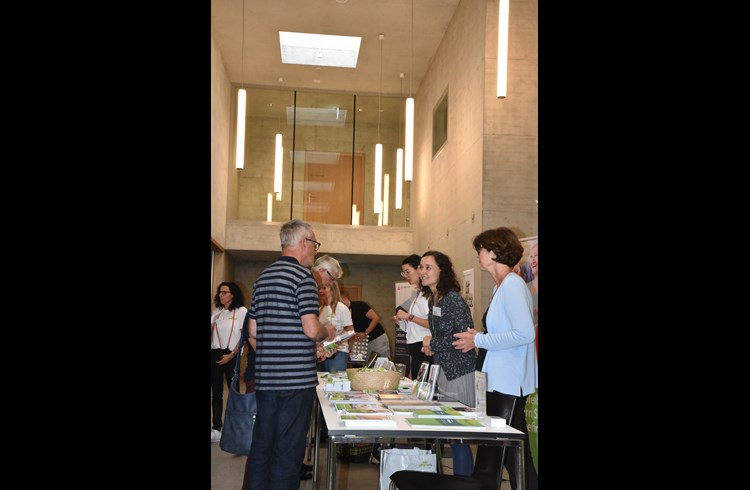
[453,227,538,490]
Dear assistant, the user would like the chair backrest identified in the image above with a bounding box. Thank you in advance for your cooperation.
[472,394,519,485]
[389,471,492,490]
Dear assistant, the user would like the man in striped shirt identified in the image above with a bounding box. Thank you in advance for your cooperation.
[244,219,339,490]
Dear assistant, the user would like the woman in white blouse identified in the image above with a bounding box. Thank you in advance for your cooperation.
[318,281,354,373]
[393,254,433,380]
[210,281,248,441]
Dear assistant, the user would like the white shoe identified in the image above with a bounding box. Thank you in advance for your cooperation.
[211,429,222,443]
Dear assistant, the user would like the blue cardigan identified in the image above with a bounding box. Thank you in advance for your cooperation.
[474,273,537,397]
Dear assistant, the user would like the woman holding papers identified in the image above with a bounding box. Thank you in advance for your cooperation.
[452,227,538,490]
[318,281,354,373]
[394,254,433,380]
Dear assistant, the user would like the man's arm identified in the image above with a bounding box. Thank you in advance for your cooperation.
[301,313,336,342]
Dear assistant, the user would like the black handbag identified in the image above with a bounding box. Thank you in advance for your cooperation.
[219,324,256,456]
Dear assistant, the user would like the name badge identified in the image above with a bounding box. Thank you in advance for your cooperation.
[432,306,442,316]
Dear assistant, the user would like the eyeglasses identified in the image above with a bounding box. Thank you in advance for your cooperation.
[400,270,412,277]
[305,237,321,251]
[219,291,231,295]
[324,269,336,280]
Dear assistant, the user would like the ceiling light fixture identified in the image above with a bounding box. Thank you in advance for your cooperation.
[235,0,247,169]
[374,34,384,218]
[497,0,510,98]
[274,77,283,200]
[395,73,404,210]
[404,0,414,181]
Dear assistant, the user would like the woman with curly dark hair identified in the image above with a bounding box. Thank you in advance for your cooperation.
[419,250,476,476]
[210,281,247,442]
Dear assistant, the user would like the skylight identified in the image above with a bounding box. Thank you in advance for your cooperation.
[279,31,361,68]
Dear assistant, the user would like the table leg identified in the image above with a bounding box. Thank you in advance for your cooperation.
[515,439,526,490]
[327,436,337,490]
[313,400,321,488]
[434,439,443,474]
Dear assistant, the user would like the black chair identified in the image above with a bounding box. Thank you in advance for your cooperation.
[390,398,519,490]
[389,444,506,490]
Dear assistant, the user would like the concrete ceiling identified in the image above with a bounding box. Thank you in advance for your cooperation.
[211,0,461,97]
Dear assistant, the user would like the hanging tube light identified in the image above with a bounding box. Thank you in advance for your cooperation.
[395,148,403,209]
[497,0,510,98]
[396,73,404,209]
[374,143,383,214]
[404,98,413,181]
[274,133,283,199]
[374,34,384,216]
[274,77,284,199]
[404,0,414,181]
[235,0,247,169]
[383,173,390,226]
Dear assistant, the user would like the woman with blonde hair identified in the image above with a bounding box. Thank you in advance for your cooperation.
[318,280,354,372]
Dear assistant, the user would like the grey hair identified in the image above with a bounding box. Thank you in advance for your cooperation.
[280,219,315,249]
[313,254,343,279]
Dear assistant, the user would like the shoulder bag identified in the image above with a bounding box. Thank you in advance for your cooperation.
[220,319,257,456]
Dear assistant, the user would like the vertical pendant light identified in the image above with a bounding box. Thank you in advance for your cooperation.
[274,77,283,200]
[395,73,404,210]
[383,173,390,226]
[235,0,247,169]
[404,0,414,182]
[374,34,384,217]
[266,192,273,222]
[497,0,510,98]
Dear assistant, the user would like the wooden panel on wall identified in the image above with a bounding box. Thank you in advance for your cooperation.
[339,284,361,301]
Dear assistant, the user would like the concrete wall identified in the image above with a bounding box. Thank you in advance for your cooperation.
[211,33,231,248]
[211,31,238,302]
[410,0,537,328]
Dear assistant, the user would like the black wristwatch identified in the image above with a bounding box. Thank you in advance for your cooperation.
[408,314,414,321]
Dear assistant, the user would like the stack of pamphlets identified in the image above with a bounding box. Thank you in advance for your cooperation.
[340,414,397,428]
[322,330,355,351]
[333,403,394,415]
[327,391,379,405]
[405,417,485,430]
[410,406,466,418]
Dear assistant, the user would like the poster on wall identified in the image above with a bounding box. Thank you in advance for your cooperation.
[518,235,538,471]
[393,281,413,369]
[462,269,475,317]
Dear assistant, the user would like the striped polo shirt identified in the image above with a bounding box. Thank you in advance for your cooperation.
[249,256,321,390]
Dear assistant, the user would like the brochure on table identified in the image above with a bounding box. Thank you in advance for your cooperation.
[317,372,510,432]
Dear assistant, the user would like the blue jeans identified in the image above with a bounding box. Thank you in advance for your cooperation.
[245,388,316,490]
[323,350,349,373]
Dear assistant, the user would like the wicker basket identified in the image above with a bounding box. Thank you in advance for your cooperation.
[336,443,373,463]
[346,368,402,391]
